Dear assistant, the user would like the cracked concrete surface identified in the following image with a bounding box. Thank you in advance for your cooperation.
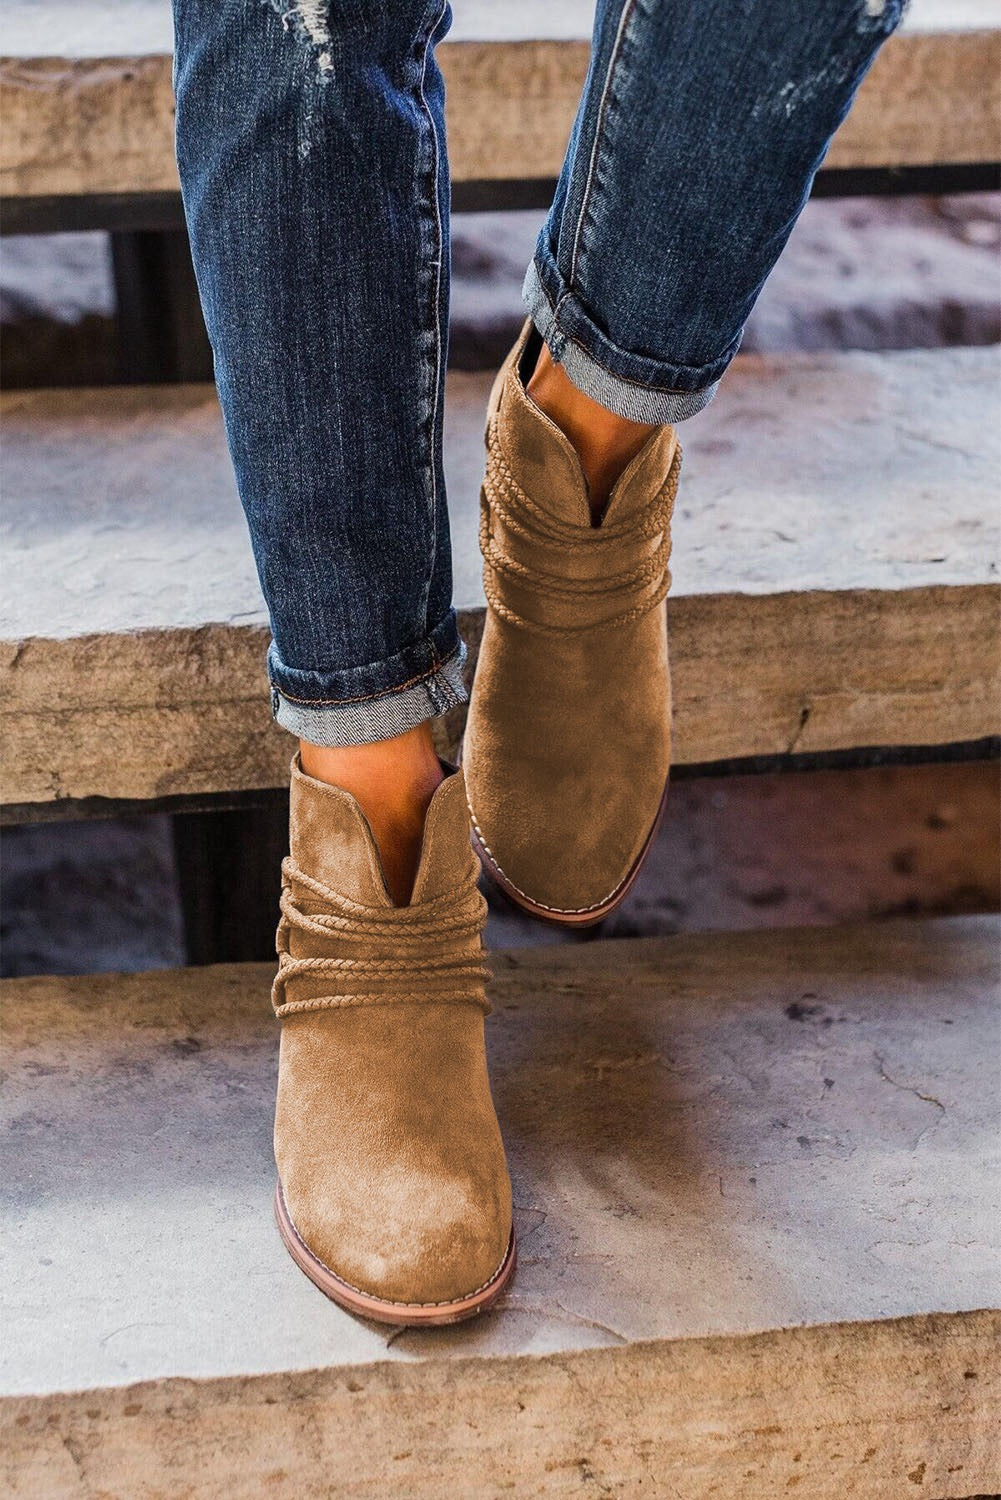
[2,916,998,1397]
[2,915,1000,1491]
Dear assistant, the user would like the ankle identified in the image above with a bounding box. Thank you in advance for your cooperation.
[527,342,657,521]
[300,725,444,905]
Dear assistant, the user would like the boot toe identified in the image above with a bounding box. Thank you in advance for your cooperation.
[283,1156,512,1310]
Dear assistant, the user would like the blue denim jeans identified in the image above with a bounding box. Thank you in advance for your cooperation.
[172,0,904,746]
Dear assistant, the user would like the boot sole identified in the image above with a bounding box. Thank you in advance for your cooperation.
[469,775,670,930]
[274,1180,517,1327]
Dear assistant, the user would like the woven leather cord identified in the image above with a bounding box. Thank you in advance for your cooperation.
[272,857,491,1018]
[481,420,681,635]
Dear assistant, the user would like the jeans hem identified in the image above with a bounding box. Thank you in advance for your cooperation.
[268,608,468,745]
[523,258,726,424]
[272,641,467,746]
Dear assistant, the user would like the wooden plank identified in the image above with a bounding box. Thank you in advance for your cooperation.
[1,347,998,807]
[1,3,998,201]
[2,915,999,1495]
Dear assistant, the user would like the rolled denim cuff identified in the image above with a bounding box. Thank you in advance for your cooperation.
[523,256,734,425]
[268,610,468,747]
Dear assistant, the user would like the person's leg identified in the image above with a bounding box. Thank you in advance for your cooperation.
[525,0,909,510]
[172,0,514,1322]
[300,730,444,904]
[465,0,907,922]
[173,0,459,903]
[527,0,908,428]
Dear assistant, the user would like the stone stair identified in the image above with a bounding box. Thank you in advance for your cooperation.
[2,346,999,814]
[2,0,999,218]
[2,917,999,1497]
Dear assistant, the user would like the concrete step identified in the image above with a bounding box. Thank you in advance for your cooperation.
[2,915,999,1497]
[2,346,999,812]
[1,1,998,205]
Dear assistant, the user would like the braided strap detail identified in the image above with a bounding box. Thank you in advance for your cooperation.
[272,858,490,1018]
[481,424,681,635]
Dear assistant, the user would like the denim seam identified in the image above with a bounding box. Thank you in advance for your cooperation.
[568,0,638,294]
[415,0,449,628]
[532,262,731,396]
[270,650,458,708]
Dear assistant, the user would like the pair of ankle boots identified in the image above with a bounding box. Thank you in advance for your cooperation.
[273,324,681,1323]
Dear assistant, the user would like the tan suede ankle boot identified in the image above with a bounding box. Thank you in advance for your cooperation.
[463,322,681,926]
[271,754,515,1325]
